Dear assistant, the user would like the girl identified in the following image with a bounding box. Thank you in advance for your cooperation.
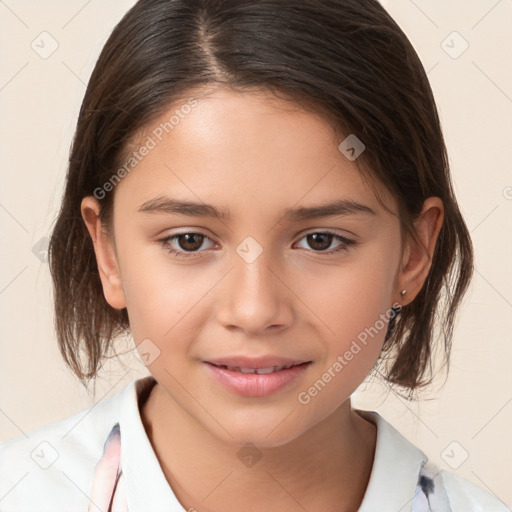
[0,0,507,511]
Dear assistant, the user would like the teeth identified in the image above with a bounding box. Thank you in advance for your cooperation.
[221,364,295,374]
[254,367,277,374]
[238,367,256,374]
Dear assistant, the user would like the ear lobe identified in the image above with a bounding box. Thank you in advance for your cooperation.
[81,196,127,310]
[396,197,444,304]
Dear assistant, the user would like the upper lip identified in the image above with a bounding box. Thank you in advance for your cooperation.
[204,356,311,369]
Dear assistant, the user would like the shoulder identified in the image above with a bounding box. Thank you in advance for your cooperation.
[437,467,509,512]
[354,409,509,512]
[415,458,509,512]
[0,380,130,512]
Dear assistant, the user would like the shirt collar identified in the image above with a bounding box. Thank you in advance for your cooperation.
[355,409,428,512]
[118,377,427,512]
[119,375,185,511]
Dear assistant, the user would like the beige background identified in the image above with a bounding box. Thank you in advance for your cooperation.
[1,0,511,507]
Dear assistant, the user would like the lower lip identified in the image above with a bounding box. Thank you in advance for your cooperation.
[203,362,312,397]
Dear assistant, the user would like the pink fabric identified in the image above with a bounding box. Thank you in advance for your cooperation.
[88,423,128,512]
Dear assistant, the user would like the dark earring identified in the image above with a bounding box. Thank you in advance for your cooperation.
[390,304,402,317]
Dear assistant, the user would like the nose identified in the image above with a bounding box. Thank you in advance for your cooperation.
[216,243,294,335]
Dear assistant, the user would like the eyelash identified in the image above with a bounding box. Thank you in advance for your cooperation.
[159,231,357,259]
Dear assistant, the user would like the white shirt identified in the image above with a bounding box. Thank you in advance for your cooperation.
[0,375,508,512]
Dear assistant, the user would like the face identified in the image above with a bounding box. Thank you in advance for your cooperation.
[86,87,410,447]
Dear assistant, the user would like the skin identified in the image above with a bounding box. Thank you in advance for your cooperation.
[81,86,444,512]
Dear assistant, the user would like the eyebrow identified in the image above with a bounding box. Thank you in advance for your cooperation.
[137,196,377,221]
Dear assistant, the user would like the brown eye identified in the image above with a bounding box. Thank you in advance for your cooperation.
[160,232,216,259]
[306,233,333,251]
[176,233,205,251]
[295,231,356,254]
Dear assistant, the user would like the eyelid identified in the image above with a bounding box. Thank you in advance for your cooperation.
[298,226,357,239]
[292,226,356,242]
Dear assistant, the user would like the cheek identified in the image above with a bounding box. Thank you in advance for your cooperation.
[117,243,210,342]
[297,244,398,383]
[299,250,396,339]
[300,291,392,413]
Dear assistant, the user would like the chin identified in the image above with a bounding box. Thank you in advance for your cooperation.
[205,412,310,450]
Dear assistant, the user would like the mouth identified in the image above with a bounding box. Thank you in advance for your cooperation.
[203,360,313,397]
[205,361,310,375]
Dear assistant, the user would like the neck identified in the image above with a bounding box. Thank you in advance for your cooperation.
[141,382,376,512]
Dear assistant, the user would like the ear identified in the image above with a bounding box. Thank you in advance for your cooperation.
[395,197,444,305]
[81,196,127,310]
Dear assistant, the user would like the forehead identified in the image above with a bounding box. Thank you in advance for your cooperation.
[113,86,396,220]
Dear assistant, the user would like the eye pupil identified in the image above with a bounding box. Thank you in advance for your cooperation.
[307,233,332,251]
[179,233,204,251]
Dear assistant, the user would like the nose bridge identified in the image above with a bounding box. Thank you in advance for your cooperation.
[217,236,292,332]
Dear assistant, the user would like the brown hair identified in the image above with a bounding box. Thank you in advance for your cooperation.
[48,0,473,398]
